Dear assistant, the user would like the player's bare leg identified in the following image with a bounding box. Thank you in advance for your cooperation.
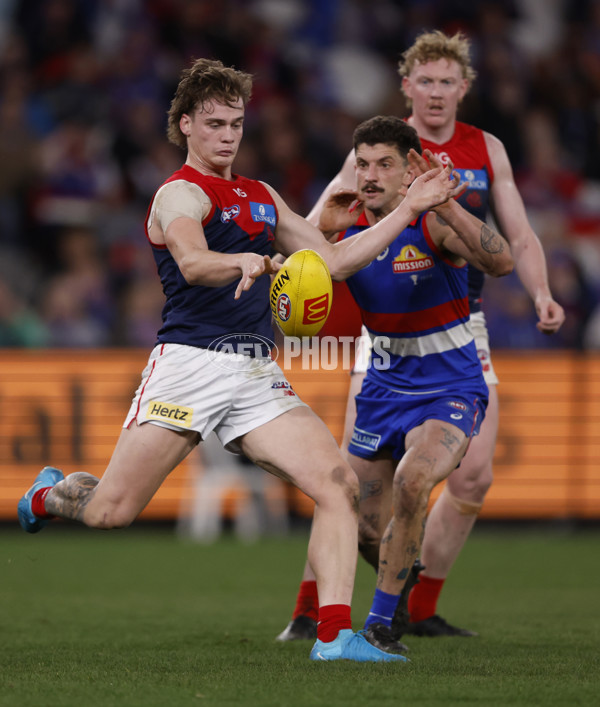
[353,454,395,571]
[376,420,468,596]
[45,423,199,527]
[419,386,497,576]
[239,407,358,609]
[357,419,468,650]
[245,407,406,662]
[405,386,498,636]
[276,372,362,642]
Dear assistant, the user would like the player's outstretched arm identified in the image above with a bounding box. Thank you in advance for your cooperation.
[484,132,565,334]
[266,166,464,281]
[409,149,513,277]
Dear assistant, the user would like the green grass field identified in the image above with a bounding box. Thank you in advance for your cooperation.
[2,523,599,706]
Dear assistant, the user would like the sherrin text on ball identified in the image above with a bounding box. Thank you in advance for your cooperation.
[270,249,332,337]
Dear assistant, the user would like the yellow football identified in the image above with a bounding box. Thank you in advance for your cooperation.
[270,249,333,337]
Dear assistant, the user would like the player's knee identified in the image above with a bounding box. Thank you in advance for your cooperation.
[393,470,433,519]
[471,466,493,498]
[319,463,359,512]
[85,504,137,530]
[451,461,493,503]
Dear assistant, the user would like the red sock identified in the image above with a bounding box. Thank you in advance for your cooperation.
[31,488,54,519]
[408,574,445,623]
[317,604,352,643]
[292,580,319,621]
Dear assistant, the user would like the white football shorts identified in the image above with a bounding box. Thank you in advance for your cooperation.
[352,311,499,386]
[124,343,307,451]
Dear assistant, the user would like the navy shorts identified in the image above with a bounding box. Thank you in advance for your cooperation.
[348,377,488,461]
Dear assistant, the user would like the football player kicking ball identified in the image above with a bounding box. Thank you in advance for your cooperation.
[17,58,465,663]
[279,114,513,653]
[279,30,565,644]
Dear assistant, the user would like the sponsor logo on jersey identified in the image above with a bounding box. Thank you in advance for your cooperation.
[277,293,291,321]
[449,401,468,411]
[455,168,488,191]
[233,187,247,197]
[392,245,433,273]
[146,401,193,428]
[250,202,276,226]
[302,293,330,324]
[351,427,381,452]
[221,204,240,223]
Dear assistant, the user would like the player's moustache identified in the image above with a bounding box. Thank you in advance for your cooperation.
[362,182,384,193]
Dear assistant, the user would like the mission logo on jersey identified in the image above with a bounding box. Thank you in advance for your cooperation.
[392,245,433,273]
[455,168,488,191]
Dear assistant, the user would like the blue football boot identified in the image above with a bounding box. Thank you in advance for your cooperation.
[17,466,64,533]
[310,629,409,663]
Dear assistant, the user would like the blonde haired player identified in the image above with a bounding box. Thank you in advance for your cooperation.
[278,30,564,643]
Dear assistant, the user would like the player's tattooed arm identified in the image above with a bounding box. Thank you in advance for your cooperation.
[45,472,99,522]
[481,223,505,253]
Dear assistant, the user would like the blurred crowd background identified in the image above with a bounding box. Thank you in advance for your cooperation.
[0,0,599,351]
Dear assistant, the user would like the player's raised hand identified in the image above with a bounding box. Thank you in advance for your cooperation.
[407,148,450,176]
[404,163,466,216]
[318,189,365,238]
[235,254,280,299]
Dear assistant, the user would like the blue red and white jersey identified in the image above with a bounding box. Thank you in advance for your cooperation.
[419,122,494,313]
[343,211,484,391]
[145,165,277,353]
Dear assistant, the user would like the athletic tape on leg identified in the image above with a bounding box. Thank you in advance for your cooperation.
[442,486,483,516]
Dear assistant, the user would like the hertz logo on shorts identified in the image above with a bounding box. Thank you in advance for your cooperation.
[392,245,433,273]
[146,401,193,428]
[302,293,330,324]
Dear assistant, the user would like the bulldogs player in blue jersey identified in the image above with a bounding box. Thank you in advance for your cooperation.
[17,59,468,663]
[279,31,564,645]
[283,114,513,653]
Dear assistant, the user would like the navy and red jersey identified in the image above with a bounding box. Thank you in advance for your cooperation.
[343,211,485,392]
[145,165,277,353]
[419,121,494,314]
